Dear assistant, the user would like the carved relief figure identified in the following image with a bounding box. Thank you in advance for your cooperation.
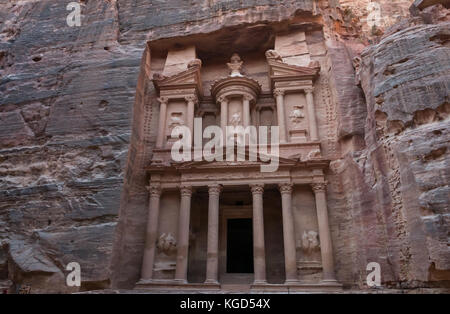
[301,230,320,253]
[156,233,177,255]
[289,105,305,124]
[169,112,184,129]
[265,49,282,61]
[230,111,241,126]
[307,149,321,160]
[227,53,243,77]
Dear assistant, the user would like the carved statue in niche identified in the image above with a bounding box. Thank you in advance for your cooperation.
[289,105,305,124]
[227,53,243,77]
[156,233,177,255]
[228,111,244,145]
[301,230,320,254]
[230,111,241,126]
[169,112,184,130]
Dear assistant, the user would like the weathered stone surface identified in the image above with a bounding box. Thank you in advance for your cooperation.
[2,0,448,293]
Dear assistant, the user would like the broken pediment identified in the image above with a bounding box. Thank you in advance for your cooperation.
[266,50,320,88]
[153,59,203,97]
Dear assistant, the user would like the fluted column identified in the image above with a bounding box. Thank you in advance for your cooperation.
[185,95,197,144]
[243,95,251,127]
[312,183,337,282]
[250,184,267,284]
[205,184,222,284]
[305,88,319,141]
[279,183,298,284]
[156,97,168,148]
[274,89,287,143]
[175,185,193,283]
[219,96,228,141]
[141,183,162,280]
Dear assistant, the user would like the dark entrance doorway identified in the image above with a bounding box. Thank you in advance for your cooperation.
[226,218,254,273]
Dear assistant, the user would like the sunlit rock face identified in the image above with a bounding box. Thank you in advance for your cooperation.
[0,0,448,293]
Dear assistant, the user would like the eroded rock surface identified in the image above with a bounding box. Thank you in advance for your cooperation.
[1,0,448,293]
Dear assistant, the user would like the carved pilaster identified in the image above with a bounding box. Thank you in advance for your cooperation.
[250,182,266,284]
[305,87,319,141]
[278,182,297,283]
[274,89,287,143]
[156,97,169,148]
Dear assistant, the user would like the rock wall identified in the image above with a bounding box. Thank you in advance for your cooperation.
[1,0,448,293]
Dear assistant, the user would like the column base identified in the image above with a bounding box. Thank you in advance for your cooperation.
[250,281,343,293]
[321,279,340,285]
[253,280,267,285]
[284,279,300,285]
[173,278,188,284]
[204,279,220,285]
[135,279,221,292]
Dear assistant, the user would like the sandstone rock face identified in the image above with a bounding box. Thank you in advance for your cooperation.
[1,0,448,293]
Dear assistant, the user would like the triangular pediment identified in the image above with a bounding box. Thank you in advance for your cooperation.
[268,59,320,80]
[153,64,202,94]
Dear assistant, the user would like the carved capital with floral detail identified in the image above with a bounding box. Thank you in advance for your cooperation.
[184,95,198,104]
[274,89,285,97]
[243,94,253,102]
[208,184,222,196]
[311,182,327,193]
[157,96,169,105]
[180,185,193,197]
[250,184,264,195]
[304,87,314,94]
[278,183,293,195]
[217,95,228,104]
[147,183,162,197]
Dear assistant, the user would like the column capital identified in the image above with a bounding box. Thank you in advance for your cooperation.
[250,184,264,195]
[208,184,222,196]
[180,185,193,196]
[146,184,162,197]
[157,96,169,105]
[304,87,315,94]
[278,183,293,195]
[243,94,253,102]
[184,95,198,103]
[311,182,327,193]
[217,95,228,104]
[274,89,285,97]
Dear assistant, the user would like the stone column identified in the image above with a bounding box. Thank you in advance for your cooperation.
[156,97,168,148]
[274,89,287,143]
[305,88,319,141]
[312,183,337,282]
[243,95,251,127]
[279,183,298,284]
[141,183,162,280]
[219,96,228,142]
[175,185,193,283]
[250,184,267,284]
[205,184,222,284]
[185,95,197,144]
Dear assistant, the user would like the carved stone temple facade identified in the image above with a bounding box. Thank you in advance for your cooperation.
[133,27,345,292]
